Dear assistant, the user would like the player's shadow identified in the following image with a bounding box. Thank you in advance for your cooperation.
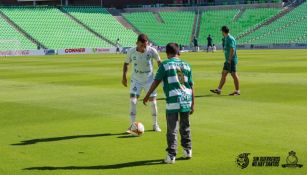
[24,158,188,170]
[11,133,128,146]
[117,135,139,139]
[194,94,229,98]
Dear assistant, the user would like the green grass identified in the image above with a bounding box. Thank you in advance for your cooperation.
[0,50,306,175]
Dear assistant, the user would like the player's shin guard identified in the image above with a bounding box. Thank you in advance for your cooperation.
[130,97,137,124]
[150,100,158,126]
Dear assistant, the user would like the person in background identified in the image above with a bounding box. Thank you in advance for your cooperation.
[212,44,217,52]
[116,38,120,54]
[193,36,199,52]
[207,35,213,52]
[210,26,240,96]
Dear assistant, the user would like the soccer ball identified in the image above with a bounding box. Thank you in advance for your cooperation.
[130,122,145,136]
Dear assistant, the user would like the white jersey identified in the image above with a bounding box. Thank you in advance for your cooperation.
[125,46,161,83]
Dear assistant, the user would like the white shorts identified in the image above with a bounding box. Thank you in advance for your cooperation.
[130,77,157,98]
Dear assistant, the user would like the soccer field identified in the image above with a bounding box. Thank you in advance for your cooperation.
[0,50,306,175]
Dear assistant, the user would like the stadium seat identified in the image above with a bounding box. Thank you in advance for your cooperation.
[123,11,194,46]
[0,15,36,50]
[239,2,307,44]
[63,7,137,47]
[0,6,112,49]
[199,8,280,45]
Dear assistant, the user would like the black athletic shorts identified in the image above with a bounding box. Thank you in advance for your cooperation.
[223,61,237,73]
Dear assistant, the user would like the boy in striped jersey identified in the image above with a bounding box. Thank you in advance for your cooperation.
[143,43,195,164]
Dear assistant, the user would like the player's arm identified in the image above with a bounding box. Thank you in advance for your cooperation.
[143,79,161,105]
[122,50,132,87]
[143,63,165,105]
[122,63,129,87]
[153,48,161,67]
[188,67,194,115]
[228,48,234,64]
[190,85,195,115]
[228,39,235,64]
[157,60,161,67]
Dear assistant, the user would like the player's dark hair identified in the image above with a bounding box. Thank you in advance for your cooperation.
[166,43,180,55]
[137,34,148,43]
[221,26,230,33]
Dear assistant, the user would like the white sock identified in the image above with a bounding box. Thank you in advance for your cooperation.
[236,90,240,93]
[217,88,222,92]
[130,97,137,124]
[150,100,158,126]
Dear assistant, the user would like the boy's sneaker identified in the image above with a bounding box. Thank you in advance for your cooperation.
[210,89,221,95]
[229,91,240,96]
[183,149,192,159]
[153,124,162,132]
[164,154,176,164]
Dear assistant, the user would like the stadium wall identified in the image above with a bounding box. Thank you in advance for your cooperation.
[1,43,307,57]
[0,0,175,8]
[123,2,282,12]
[0,47,118,57]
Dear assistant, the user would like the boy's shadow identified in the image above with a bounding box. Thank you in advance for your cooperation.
[24,158,188,170]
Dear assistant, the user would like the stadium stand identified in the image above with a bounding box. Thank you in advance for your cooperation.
[0,3,306,51]
[199,9,238,45]
[238,2,307,44]
[123,11,195,46]
[0,15,36,50]
[0,6,111,49]
[199,8,280,45]
[63,7,137,47]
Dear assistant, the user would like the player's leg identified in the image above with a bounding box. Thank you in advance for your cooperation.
[179,112,192,159]
[229,64,240,95]
[145,79,161,132]
[165,112,178,164]
[129,95,138,124]
[218,70,228,89]
[148,97,161,132]
[127,80,141,133]
[210,64,228,94]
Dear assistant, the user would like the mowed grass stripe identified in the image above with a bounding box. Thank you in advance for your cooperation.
[0,50,306,175]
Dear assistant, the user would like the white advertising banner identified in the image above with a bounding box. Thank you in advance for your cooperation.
[57,47,118,55]
[92,47,117,54]
[0,50,45,57]
[57,48,93,55]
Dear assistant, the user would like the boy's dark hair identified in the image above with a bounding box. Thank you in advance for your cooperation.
[221,26,230,33]
[166,43,180,55]
[137,34,148,43]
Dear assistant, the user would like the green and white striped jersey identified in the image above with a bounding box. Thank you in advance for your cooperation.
[155,57,193,113]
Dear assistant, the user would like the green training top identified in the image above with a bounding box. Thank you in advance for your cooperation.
[224,34,238,64]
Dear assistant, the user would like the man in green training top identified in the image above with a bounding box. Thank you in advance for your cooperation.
[143,43,195,164]
[211,26,240,96]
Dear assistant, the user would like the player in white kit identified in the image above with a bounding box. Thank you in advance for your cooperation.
[122,34,162,132]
